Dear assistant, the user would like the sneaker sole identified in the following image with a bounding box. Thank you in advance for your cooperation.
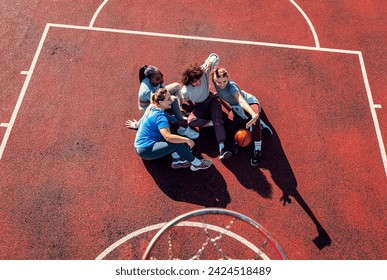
[171,164,192,169]
[190,164,212,171]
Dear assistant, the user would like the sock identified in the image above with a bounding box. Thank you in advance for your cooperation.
[192,158,201,166]
[219,143,225,150]
[171,152,180,159]
[254,141,262,151]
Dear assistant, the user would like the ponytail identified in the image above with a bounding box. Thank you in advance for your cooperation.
[151,88,168,105]
[139,65,148,83]
[139,65,160,84]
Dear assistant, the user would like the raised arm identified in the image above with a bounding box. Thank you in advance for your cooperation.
[203,53,219,74]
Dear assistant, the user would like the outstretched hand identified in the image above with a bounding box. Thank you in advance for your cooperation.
[125,119,138,130]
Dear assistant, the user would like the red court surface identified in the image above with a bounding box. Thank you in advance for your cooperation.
[0,1,386,260]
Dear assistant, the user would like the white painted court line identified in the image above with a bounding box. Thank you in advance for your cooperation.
[95,221,268,260]
[95,222,166,260]
[89,0,109,28]
[89,1,319,48]
[0,123,9,128]
[290,0,320,48]
[49,23,360,55]
[1,23,385,178]
[374,104,382,109]
[0,24,50,160]
[358,53,387,176]
[20,71,29,75]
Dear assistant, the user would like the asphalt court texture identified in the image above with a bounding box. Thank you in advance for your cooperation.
[0,1,386,260]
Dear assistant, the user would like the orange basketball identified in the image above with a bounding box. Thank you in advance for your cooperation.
[234,129,253,147]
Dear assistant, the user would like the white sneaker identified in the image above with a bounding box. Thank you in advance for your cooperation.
[177,126,199,139]
[171,159,191,169]
[190,159,212,171]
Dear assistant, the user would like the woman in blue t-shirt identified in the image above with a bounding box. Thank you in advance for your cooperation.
[212,67,273,166]
[126,88,212,171]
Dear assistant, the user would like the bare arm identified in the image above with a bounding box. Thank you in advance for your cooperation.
[159,128,195,149]
[233,91,259,124]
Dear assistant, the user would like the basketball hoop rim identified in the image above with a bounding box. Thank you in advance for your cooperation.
[141,207,288,260]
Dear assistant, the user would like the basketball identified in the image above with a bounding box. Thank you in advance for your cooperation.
[234,129,253,147]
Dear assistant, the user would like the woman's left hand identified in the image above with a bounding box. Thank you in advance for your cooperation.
[125,119,138,130]
[249,113,259,126]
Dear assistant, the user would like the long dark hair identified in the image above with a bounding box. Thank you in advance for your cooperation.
[139,65,159,83]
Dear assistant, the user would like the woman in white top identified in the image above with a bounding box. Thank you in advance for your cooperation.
[181,54,232,160]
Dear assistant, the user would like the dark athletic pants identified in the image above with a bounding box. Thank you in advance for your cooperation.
[187,92,226,145]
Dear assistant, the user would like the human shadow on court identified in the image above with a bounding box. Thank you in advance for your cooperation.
[142,155,230,208]
[222,109,332,250]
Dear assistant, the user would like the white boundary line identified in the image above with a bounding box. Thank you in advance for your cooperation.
[95,222,166,260]
[89,0,109,27]
[0,123,9,128]
[95,221,269,260]
[290,0,320,48]
[358,54,387,176]
[0,24,50,161]
[88,0,320,48]
[0,23,385,177]
[49,23,359,54]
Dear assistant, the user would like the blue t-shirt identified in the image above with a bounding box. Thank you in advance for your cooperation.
[213,80,258,105]
[134,107,170,148]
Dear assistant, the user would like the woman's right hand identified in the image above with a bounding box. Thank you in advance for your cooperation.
[186,139,195,149]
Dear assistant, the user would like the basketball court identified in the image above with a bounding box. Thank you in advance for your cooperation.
[0,0,386,260]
